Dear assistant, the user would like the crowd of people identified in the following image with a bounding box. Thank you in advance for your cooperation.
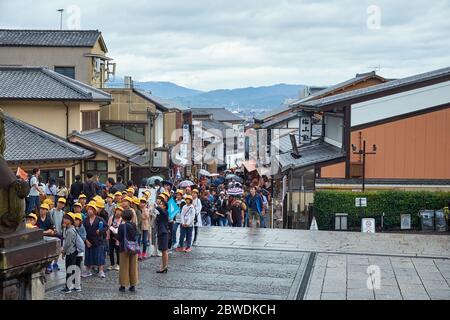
[22,167,273,294]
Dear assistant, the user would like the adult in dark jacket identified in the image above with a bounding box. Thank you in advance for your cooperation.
[215,192,229,226]
[69,175,83,208]
[155,200,169,273]
[82,173,97,202]
[114,175,127,193]
[117,209,139,292]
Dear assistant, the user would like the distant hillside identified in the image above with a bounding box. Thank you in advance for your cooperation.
[174,84,306,109]
[107,79,203,99]
[106,79,305,109]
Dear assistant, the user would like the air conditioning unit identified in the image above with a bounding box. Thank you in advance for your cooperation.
[153,150,163,167]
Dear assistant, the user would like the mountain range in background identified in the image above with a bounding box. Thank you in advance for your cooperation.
[107,78,306,110]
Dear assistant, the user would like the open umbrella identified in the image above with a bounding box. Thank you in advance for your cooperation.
[225,174,243,183]
[198,169,211,177]
[227,187,244,196]
[178,180,195,188]
[146,176,164,186]
[211,176,225,186]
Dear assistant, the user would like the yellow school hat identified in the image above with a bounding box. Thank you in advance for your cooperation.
[78,194,86,199]
[107,193,114,199]
[95,199,105,209]
[114,191,122,197]
[87,203,97,212]
[176,189,184,195]
[43,198,54,205]
[73,202,82,208]
[73,213,83,221]
[184,195,193,201]
[123,196,133,203]
[27,213,37,221]
[57,197,66,204]
[126,187,135,193]
[40,203,50,210]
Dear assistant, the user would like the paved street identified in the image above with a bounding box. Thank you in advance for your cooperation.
[46,247,309,300]
[45,227,450,300]
[305,254,450,300]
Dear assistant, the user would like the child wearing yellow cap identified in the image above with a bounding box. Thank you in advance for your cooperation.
[138,198,150,259]
[26,213,38,229]
[49,197,66,272]
[61,212,82,293]
[82,203,107,278]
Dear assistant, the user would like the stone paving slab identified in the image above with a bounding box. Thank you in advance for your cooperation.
[305,253,450,300]
[198,227,450,258]
[44,227,450,300]
[45,247,307,300]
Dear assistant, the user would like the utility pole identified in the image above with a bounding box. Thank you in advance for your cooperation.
[57,9,64,30]
[352,140,377,192]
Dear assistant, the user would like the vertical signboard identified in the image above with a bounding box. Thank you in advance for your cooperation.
[300,116,312,144]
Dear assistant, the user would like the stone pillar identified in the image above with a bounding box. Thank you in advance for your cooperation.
[0,228,59,300]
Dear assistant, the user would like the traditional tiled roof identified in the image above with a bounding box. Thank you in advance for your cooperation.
[299,66,450,109]
[256,71,385,121]
[133,89,170,112]
[190,107,244,122]
[4,114,94,162]
[0,66,112,101]
[276,141,345,172]
[0,29,102,48]
[69,130,144,159]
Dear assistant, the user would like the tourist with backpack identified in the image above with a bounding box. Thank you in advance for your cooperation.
[82,173,97,202]
[61,212,82,293]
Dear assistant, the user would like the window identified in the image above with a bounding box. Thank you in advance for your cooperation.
[82,111,99,131]
[54,66,75,79]
[102,123,145,144]
[324,114,343,148]
[84,160,108,183]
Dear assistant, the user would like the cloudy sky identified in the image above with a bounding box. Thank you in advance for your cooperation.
[1,0,449,90]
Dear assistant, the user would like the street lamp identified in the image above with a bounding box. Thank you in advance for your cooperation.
[352,140,377,192]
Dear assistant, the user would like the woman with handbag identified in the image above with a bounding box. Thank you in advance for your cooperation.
[117,209,139,292]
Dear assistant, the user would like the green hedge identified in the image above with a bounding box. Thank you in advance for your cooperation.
[313,190,450,231]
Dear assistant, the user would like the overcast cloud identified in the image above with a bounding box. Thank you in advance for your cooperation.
[0,0,449,90]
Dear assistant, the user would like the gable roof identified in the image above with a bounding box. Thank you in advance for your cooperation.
[0,29,105,50]
[190,107,243,122]
[0,66,111,102]
[299,66,450,109]
[69,130,144,160]
[4,113,94,162]
[276,141,345,172]
[256,71,386,122]
[132,89,170,112]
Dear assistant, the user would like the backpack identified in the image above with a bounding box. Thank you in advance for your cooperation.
[73,228,85,254]
[83,180,96,200]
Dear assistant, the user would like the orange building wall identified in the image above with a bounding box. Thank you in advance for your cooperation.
[321,107,450,179]
[320,162,346,178]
